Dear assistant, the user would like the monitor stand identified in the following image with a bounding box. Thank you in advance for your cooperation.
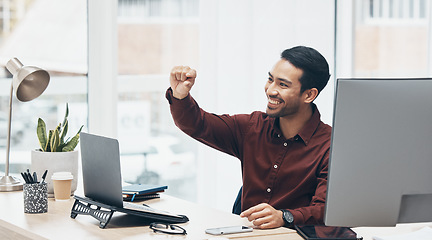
[398,193,432,223]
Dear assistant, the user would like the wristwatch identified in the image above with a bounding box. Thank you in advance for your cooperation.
[281,209,294,227]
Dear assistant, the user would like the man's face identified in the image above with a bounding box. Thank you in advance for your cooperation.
[264,59,304,118]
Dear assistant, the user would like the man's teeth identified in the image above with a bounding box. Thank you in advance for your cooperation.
[269,99,281,104]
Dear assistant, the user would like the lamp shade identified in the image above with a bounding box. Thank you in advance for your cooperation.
[6,58,50,102]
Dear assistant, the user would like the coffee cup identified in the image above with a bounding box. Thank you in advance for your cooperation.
[51,172,73,201]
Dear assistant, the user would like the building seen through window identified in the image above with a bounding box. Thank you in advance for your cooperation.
[116,0,199,202]
[347,0,431,77]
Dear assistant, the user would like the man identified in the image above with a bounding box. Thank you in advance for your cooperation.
[166,46,331,229]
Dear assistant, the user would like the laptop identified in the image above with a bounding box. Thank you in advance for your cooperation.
[78,132,188,223]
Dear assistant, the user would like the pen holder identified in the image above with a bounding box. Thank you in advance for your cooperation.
[23,183,48,214]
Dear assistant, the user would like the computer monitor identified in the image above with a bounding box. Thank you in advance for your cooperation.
[324,78,432,227]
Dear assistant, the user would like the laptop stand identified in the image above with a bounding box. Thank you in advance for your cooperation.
[70,196,116,229]
[70,195,189,229]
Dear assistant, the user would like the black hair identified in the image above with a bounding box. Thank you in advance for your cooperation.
[281,46,330,94]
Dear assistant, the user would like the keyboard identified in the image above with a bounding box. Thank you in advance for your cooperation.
[122,201,179,217]
[123,201,154,212]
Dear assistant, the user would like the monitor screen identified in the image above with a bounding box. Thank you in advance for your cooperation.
[324,78,432,227]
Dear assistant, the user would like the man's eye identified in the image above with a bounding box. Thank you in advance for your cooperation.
[280,83,288,87]
[268,78,273,82]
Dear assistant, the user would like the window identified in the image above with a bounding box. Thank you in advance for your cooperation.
[116,0,199,202]
[118,0,199,20]
[362,0,428,23]
[337,0,432,78]
[0,0,87,176]
[95,0,337,212]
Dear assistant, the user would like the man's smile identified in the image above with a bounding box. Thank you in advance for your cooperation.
[267,97,283,109]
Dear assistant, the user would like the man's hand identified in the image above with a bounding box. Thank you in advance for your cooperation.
[240,203,285,229]
[170,66,197,100]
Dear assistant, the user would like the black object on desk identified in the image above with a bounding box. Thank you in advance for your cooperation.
[295,225,362,240]
[122,184,166,202]
[122,184,167,195]
[76,133,189,229]
[123,193,160,202]
[150,222,187,235]
[41,170,48,183]
[21,170,44,184]
[70,196,189,229]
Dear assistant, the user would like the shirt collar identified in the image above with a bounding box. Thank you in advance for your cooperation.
[297,103,321,145]
[270,103,322,146]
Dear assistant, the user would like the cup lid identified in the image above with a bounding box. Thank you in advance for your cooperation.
[51,171,73,180]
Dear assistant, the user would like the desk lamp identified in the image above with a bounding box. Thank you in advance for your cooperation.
[0,58,50,191]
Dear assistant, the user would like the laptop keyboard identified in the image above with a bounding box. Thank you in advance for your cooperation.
[123,201,180,217]
[123,201,155,212]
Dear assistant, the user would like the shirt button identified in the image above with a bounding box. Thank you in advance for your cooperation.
[274,164,278,169]
[267,188,271,193]
[277,134,280,138]
[283,142,287,147]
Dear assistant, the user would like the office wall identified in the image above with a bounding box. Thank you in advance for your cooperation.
[197,0,335,211]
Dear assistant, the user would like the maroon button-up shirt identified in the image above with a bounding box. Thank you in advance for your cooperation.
[166,88,331,225]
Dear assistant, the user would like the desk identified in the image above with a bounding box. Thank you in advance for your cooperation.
[1,191,431,240]
[354,223,432,239]
[0,191,299,240]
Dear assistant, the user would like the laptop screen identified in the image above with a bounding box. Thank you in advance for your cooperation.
[80,132,124,208]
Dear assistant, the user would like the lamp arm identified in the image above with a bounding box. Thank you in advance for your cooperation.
[5,82,13,176]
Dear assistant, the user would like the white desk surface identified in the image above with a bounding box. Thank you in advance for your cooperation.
[0,191,299,240]
[1,190,431,240]
[354,222,432,240]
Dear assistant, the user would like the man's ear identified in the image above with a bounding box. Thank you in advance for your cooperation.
[303,88,319,103]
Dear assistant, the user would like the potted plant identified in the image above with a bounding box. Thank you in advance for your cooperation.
[31,103,83,197]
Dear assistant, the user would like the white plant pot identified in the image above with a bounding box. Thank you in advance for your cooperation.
[31,150,79,198]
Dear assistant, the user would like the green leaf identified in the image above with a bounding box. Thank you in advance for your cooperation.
[50,129,60,152]
[62,134,79,152]
[37,118,47,151]
[55,123,61,132]
[46,130,53,152]
[62,103,69,127]
[62,125,83,152]
[57,142,67,150]
[77,125,84,134]
[59,119,68,144]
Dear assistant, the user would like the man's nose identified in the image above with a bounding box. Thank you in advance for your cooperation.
[266,82,278,96]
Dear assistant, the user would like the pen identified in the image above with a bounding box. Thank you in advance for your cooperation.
[27,172,34,183]
[25,169,34,183]
[41,170,48,183]
[33,172,38,183]
[21,172,29,183]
